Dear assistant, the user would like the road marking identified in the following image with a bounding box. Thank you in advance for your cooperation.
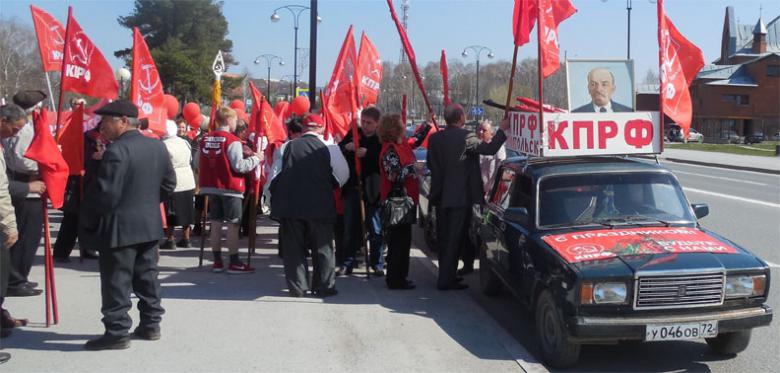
[766,261,780,269]
[663,161,780,178]
[673,170,769,186]
[683,187,780,209]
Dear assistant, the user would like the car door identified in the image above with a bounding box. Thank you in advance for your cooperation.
[481,166,515,276]
[500,174,534,296]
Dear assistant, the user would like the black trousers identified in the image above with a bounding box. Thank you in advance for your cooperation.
[98,241,164,337]
[341,187,362,267]
[458,206,477,270]
[436,206,470,288]
[8,198,43,288]
[385,223,411,287]
[53,211,79,258]
[280,218,335,295]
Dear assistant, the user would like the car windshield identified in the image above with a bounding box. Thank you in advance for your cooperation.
[538,172,695,228]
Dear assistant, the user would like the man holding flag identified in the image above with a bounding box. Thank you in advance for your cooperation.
[79,100,175,350]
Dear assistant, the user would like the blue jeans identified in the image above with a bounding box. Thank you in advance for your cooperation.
[366,204,384,268]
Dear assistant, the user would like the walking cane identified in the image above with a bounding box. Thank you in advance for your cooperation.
[198,196,209,268]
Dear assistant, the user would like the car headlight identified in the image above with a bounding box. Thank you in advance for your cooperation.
[580,282,627,304]
[725,274,766,298]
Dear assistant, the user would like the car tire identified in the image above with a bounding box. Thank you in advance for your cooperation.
[535,290,581,368]
[479,246,502,296]
[705,330,752,355]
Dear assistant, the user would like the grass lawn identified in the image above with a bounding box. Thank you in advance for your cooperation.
[666,141,780,157]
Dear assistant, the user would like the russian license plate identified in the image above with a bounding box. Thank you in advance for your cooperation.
[645,321,718,341]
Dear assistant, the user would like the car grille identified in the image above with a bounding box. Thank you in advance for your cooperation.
[634,273,725,310]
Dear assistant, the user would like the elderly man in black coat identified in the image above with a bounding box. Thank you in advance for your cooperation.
[427,104,509,290]
[79,100,176,350]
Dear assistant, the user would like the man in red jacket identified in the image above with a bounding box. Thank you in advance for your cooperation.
[199,107,261,273]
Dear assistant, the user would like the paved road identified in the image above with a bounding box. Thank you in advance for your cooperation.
[433,160,779,372]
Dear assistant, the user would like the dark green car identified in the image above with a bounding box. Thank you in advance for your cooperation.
[477,156,773,368]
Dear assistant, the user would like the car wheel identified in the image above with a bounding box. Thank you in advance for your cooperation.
[535,290,581,368]
[479,245,502,296]
[706,330,752,355]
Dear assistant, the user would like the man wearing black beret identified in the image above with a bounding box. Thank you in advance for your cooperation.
[79,99,176,350]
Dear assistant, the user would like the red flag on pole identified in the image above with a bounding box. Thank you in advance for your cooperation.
[538,0,577,78]
[355,32,383,108]
[130,27,166,136]
[440,50,451,106]
[249,82,286,144]
[513,0,537,47]
[60,9,118,99]
[325,26,358,140]
[386,0,436,124]
[657,0,704,138]
[57,105,84,176]
[30,5,65,72]
[24,109,69,209]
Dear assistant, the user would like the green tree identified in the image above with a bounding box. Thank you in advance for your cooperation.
[115,0,235,102]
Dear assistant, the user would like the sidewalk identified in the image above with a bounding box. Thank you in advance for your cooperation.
[1,213,544,373]
[659,148,780,174]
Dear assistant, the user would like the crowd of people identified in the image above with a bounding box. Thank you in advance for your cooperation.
[0,89,509,357]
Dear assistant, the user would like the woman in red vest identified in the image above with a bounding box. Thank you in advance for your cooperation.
[378,114,431,290]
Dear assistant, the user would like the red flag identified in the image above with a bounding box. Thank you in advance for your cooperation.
[57,105,84,176]
[325,26,358,140]
[538,0,577,78]
[355,32,383,108]
[60,8,118,99]
[386,0,436,123]
[513,0,536,47]
[130,27,166,136]
[440,50,451,106]
[30,5,65,72]
[249,82,286,144]
[24,109,69,209]
[658,0,704,138]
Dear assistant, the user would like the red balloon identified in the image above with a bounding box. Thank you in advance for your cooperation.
[289,96,310,116]
[274,101,289,119]
[163,95,179,120]
[229,99,245,111]
[182,102,202,127]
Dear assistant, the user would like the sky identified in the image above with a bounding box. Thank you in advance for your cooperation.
[2,0,778,87]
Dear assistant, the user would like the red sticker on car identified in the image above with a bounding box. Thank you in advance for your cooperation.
[543,227,738,263]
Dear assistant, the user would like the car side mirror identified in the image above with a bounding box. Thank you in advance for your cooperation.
[692,203,709,219]
[504,207,530,227]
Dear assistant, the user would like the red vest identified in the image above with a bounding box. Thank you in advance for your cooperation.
[379,142,419,204]
[199,130,245,193]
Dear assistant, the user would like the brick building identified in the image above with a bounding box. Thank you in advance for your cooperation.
[691,7,780,143]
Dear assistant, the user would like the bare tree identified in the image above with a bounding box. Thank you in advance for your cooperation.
[0,17,46,102]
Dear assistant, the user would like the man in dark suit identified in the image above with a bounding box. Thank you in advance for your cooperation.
[427,104,509,290]
[572,67,633,113]
[79,100,175,350]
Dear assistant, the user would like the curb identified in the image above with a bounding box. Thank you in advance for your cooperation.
[662,157,780,175]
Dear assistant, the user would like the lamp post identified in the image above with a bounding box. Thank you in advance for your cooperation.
[461,45,494,111]
[114,67,131,99]
[271,5,321,97]
[601,0,656,59]
[254,54,284,100]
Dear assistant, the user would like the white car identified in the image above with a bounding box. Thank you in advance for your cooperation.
[686,128,704,143]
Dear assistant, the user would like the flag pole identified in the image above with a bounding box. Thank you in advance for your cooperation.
[54,6,73,137]
[536,2,545,145]
[44,73,56,111]
[351,97,370,279]
[504,45,520,119]
[657,0,665,154]
[42,198,59,325]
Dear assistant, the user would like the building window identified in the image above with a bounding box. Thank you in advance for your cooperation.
[767,65,780,77]
[721,94,749,105]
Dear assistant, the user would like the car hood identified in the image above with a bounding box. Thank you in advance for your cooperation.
[537,226,765,277]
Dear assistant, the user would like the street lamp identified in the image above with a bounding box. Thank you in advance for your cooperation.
[114,67,131,99]
[601,0,656,59]
[270,5,322,97]
[461,45,494,111]
[254,54,284,100]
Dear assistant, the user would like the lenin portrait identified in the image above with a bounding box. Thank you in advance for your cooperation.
[567,59,635,113]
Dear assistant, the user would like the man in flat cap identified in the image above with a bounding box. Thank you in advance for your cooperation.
[79,100,175,350]
[270,113,349,297]
[1,91,48,297]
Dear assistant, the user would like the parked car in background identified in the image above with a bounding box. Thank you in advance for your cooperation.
[666,124,703,143]
[744,132,765,144]
[686,128,704,143]
[722,131,744,144]
[773,131,780,141]
[477,156,773,367]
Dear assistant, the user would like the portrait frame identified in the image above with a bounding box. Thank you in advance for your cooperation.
[566,59,635,113]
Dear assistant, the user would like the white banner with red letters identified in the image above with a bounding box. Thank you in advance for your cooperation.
[506,111,662,157]
[542,227,738,264]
